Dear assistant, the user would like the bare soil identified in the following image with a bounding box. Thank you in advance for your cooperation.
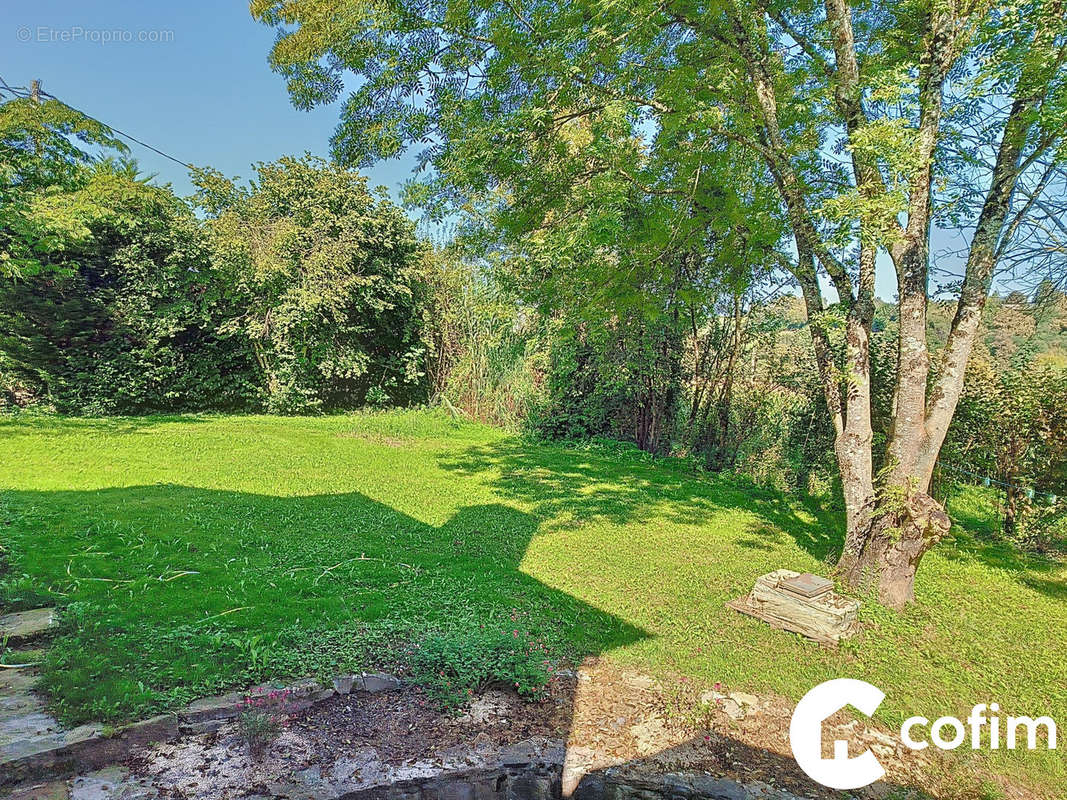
[123,658,1044,800]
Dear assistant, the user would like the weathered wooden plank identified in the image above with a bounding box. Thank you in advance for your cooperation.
[728,569,860,647]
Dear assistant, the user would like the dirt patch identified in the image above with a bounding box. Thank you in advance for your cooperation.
[560,658,1044,800]
[121,659,1046,800]
[128,726,315,799]
[126,683,568,800]
[554,659,832,797]
[296,686,570,765]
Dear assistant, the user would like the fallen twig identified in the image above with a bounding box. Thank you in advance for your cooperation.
[197,606,251,624]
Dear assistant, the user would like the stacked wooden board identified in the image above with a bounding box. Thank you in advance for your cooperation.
[727,569,861,646]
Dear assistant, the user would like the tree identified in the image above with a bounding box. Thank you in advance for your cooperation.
[255,0,1066,606]
[0,159,252,413]
[1,91,125,278]
[192,156,427,412]
[946,357,1067,543]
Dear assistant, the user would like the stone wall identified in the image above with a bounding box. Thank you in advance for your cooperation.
[306,744,796,800]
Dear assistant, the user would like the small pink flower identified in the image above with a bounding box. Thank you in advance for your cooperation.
[714,682,722,691]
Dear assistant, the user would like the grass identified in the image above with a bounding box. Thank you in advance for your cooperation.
[1,410,1065,795]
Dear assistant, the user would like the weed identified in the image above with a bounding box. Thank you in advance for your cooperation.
[237,689,291,759]
[402,610,561,709]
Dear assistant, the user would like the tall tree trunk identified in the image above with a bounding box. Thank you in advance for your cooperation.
[850,84,1040,606]
[836,244,877,571]
[836,5,960,607]
[1004,483,1022,538]
[917,96,1039,482]
[731,7,882,561]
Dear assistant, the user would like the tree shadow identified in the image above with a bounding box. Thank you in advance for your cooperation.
[0,480,943,797]
[571,734,937,800]
[936,525,1064,575]
[436,439,843,561]
[1020,574,1067,601]
[0,467,1037,797]
[438,439,1067,600]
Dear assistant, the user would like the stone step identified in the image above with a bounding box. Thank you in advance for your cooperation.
[0,716,177,789]
[1,648,46,668]
[1,777,71,800]
[0,657,165,791]
[0,671,404,789]
[0,609,58,648]
[0,668,57,746]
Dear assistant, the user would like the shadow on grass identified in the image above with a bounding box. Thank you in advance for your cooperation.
[3,482,936,799]
[437,439,843,561]
[1020,575,1067,601]
[0,483,647,723]
[438,438,1066,602]
[938,484,1067,594]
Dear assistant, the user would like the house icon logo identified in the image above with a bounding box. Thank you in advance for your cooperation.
[789,679,886,790]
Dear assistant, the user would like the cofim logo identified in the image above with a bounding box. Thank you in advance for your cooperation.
[789,679,1058,790]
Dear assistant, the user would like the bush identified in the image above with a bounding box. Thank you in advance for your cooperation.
[0,161,257,414]
[403,618,559,709]
[530,315,682,455]
[1006,501,1066,554]
[194,156,427,413]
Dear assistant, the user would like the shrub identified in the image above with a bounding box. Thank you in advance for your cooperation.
[403,616,559,709]
[193,156,427,413]
[0,161,257,414]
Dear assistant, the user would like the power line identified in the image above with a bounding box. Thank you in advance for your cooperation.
[41,91,194,170]
[0,76,193,169]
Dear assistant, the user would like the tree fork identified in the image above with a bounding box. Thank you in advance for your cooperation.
[839,491,951,609]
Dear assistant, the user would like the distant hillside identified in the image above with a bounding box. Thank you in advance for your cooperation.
[767,286,1067,373]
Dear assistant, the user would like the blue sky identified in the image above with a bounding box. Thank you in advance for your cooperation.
[5,1,419,199]
[4,0,955,301]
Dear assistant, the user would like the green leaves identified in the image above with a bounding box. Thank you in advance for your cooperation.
[1,97,127,278]
[193,155,427,412]
[0,158,254,414]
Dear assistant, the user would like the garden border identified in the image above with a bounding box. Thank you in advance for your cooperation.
[0,671,401,788]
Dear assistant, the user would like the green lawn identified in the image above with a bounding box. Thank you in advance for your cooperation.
[2,411,1065,793]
